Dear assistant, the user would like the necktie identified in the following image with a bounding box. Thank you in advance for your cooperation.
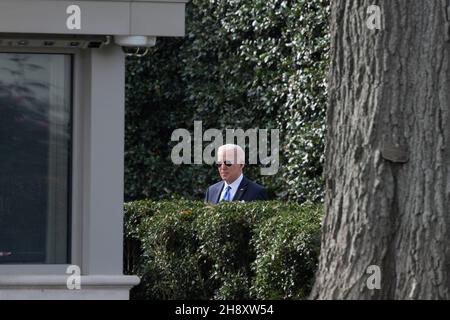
[222,186,232,202]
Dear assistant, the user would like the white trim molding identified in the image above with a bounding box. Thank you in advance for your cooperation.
[0,275,140,300]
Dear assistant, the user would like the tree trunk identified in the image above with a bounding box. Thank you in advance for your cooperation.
[311,0,450,299]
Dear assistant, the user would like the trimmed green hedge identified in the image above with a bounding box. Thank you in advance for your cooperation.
[124,200,322,300]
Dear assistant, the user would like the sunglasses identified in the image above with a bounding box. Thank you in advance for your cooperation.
[216,160,233,168]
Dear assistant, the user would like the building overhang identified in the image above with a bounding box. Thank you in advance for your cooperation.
[0,0,188,37]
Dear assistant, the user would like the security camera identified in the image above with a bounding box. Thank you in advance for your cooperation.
[114,36,157,57]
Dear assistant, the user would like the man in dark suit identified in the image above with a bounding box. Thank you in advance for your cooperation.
[205,144,268,204]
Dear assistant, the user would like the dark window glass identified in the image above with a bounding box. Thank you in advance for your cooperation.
[0,53,72,264]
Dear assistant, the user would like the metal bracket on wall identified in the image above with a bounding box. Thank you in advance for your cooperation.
[0,33,109,49]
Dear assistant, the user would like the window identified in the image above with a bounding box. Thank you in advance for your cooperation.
[0,53,72,264]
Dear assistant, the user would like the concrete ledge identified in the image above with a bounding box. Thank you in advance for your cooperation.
[0,275,140,300]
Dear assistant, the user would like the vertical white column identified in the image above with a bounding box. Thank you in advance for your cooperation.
[82,45,125,275]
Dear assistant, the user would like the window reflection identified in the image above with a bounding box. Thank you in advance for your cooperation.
[0,53,72,264]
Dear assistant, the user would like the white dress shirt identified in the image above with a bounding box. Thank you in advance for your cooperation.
[219,173,244,202]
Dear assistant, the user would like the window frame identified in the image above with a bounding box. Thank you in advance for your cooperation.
[0,46,83,274]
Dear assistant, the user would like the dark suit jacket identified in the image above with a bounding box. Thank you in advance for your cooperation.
[204,176,268,204]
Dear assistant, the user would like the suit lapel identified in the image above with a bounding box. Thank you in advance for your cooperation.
[213,182,225,204]
[232,176,249,201]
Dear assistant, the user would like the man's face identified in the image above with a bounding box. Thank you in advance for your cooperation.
[217,148,243,184]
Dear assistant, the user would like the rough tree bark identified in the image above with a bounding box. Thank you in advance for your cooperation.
[311,0,450,299]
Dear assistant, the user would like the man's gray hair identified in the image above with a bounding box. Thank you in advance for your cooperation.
[218,144,245,165]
